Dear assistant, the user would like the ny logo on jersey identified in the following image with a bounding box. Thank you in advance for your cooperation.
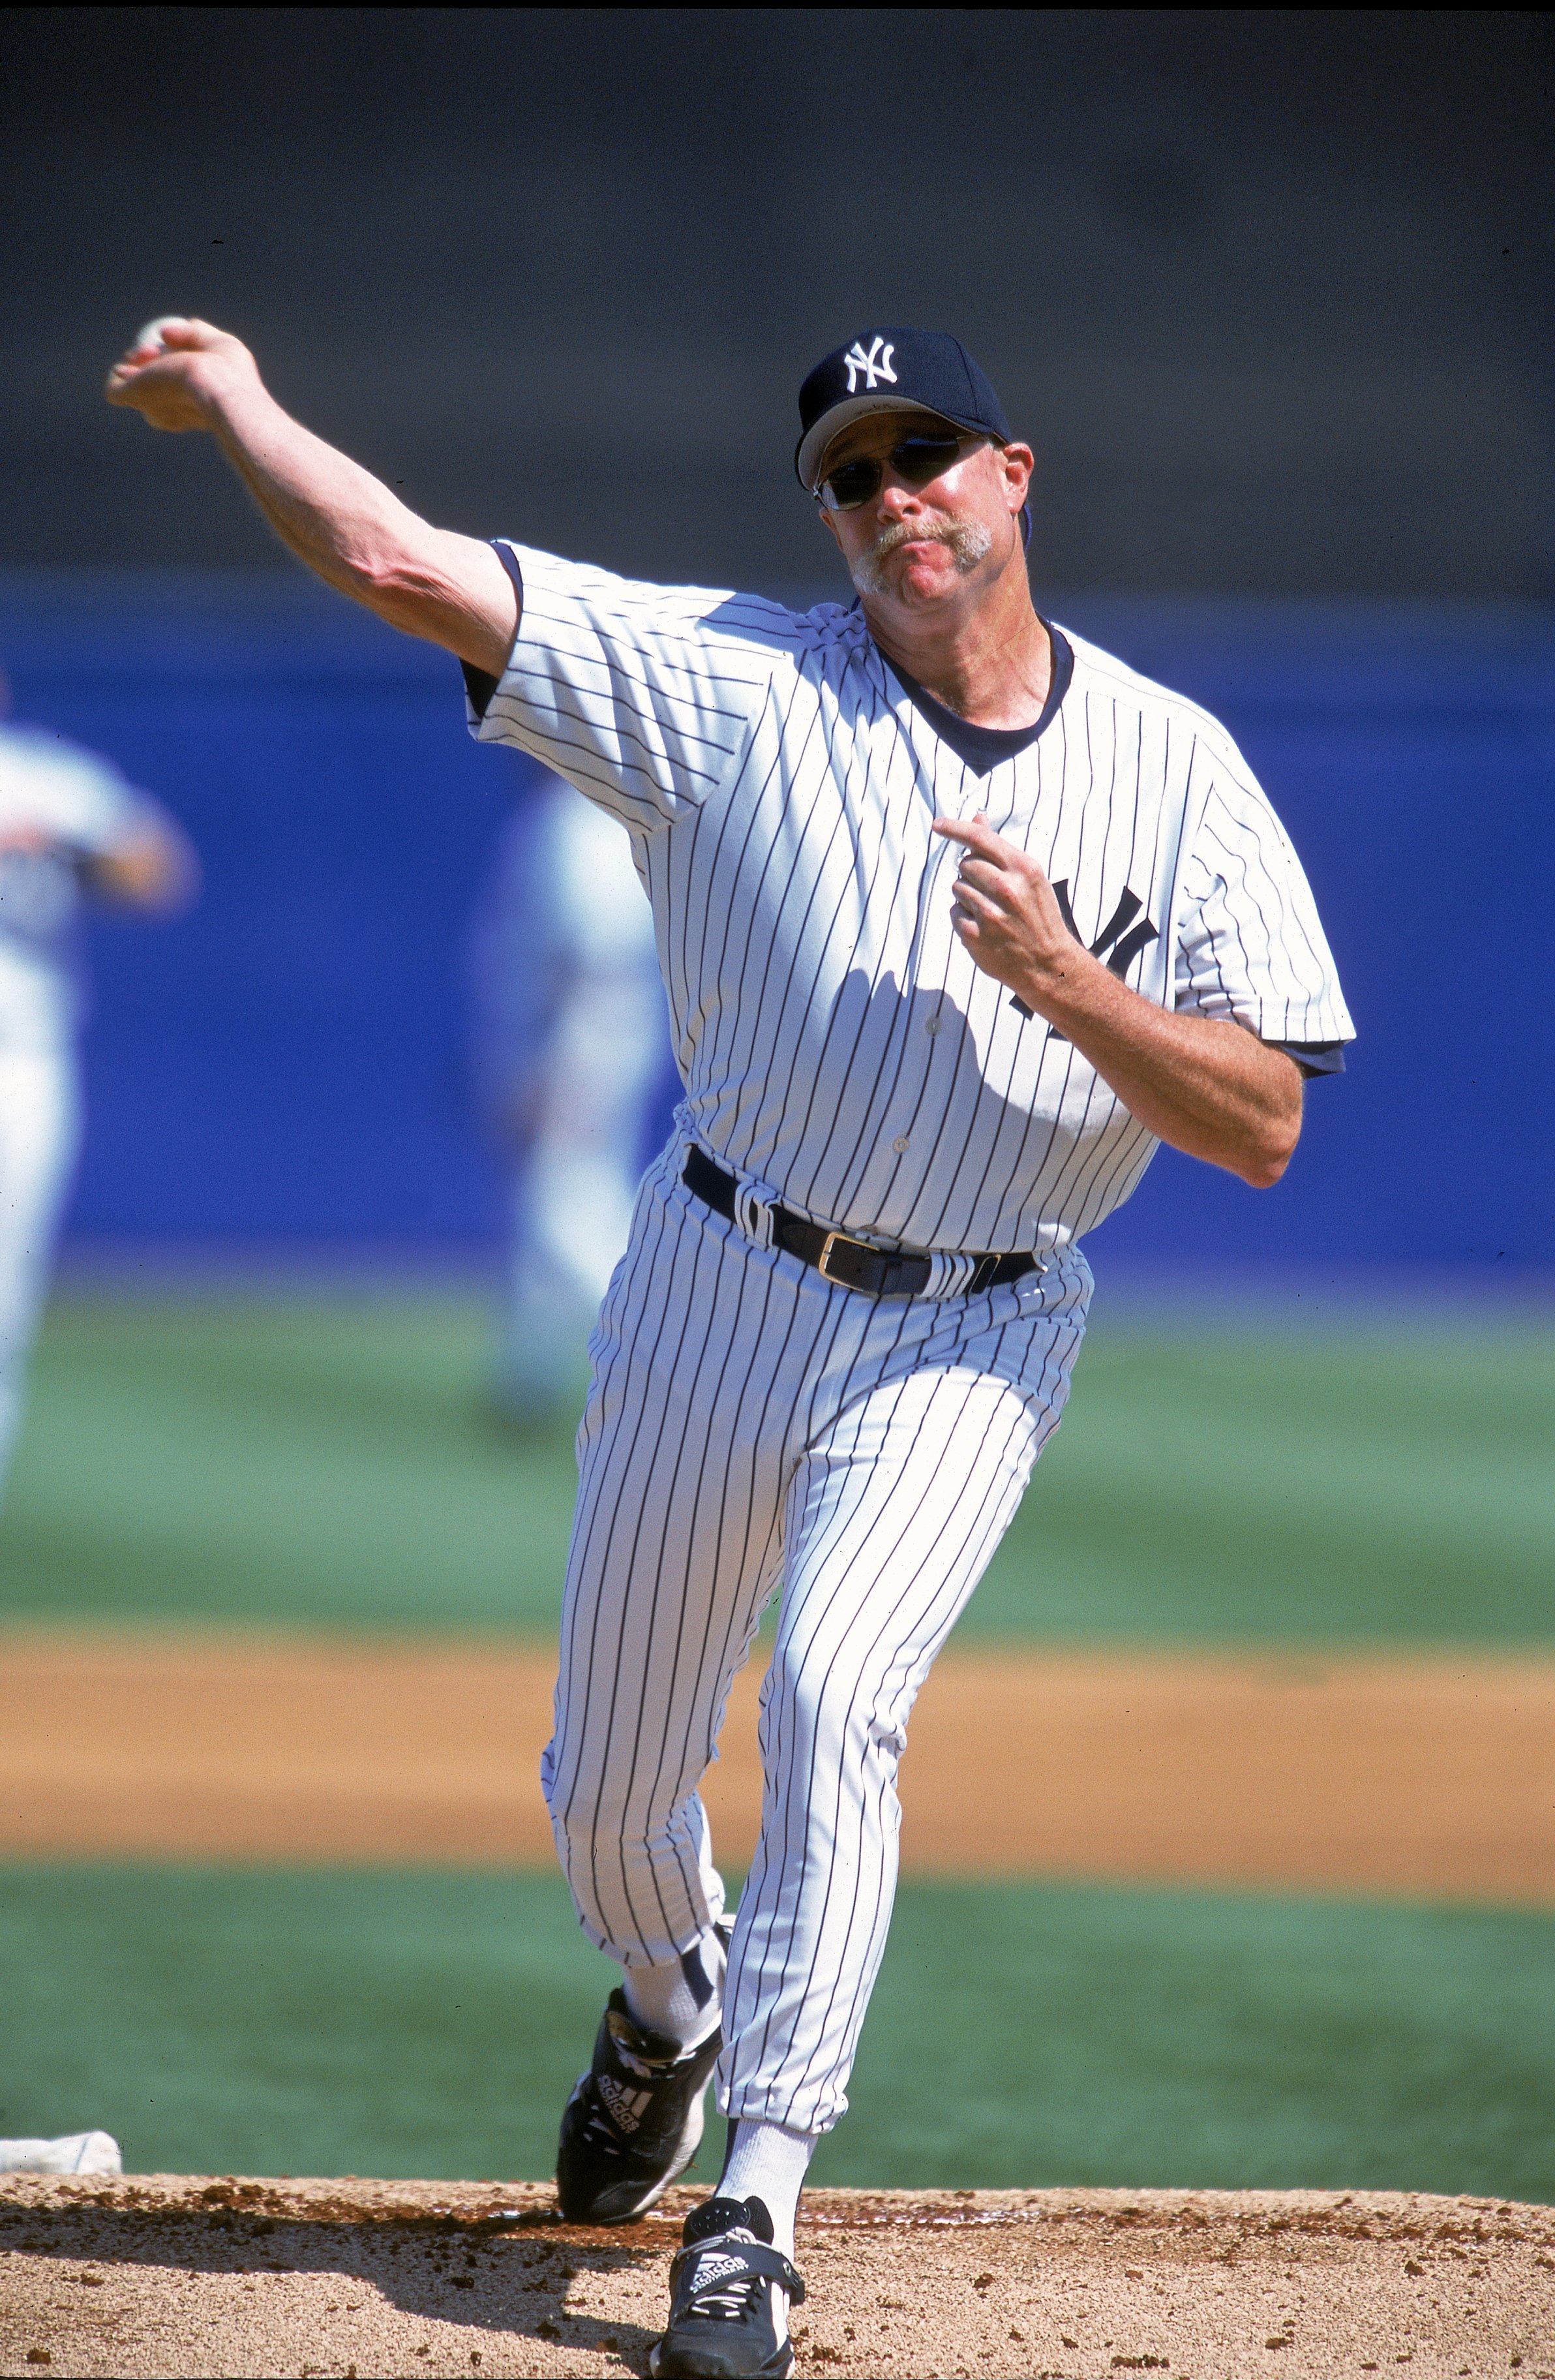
[1053,881,1160,978]
[1010,881,1160,1022]
[843,337,898,393]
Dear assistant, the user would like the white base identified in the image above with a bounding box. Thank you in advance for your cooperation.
[0,2130,122,2175]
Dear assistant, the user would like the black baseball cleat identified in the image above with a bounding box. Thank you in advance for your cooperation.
[650,2195,806,2379]
[555,1991,723,2224]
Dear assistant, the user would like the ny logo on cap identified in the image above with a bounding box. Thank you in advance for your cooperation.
[844,336,897,393]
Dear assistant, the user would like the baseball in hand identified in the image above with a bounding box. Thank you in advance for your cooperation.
[106,314,251,430]
[130,316,191,356]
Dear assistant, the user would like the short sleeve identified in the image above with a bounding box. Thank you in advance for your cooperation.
[1175,742,1355,1046]
[468,542,778,834]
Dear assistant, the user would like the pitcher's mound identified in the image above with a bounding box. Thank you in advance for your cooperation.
[1,2175,1550,2379]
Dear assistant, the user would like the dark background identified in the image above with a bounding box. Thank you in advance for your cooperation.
[1,8,1550,1270]
[5,7,1550,596]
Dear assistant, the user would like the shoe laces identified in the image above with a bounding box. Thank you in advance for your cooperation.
[579,2096,629,2155]
[685,2233,768,2325]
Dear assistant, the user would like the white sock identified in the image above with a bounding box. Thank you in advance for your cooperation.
[717,2116,817,2261]
[620,1928,725,2050]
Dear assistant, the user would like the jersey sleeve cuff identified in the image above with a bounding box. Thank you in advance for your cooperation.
[462,542,525,728]
[1270,1039,1347,1078]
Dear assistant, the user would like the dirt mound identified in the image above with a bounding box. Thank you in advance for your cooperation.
[1,2176,1550,2378]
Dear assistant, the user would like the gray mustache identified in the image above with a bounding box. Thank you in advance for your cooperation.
[862,520,959,563]
[851,516,993,596]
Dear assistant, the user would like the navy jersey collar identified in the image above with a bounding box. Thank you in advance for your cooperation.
[886,622,1074,776]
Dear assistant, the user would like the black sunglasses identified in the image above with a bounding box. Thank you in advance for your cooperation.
[813,431,989,511]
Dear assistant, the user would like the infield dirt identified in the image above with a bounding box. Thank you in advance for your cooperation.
[1,1631,1550,1902]
[1,2176,1550,2379]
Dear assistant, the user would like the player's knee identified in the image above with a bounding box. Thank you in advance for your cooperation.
[541,1754,684,1872]
[764,1656,908,1771]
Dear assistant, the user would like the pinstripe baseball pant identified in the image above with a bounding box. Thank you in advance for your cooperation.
[541,1136,1092,2136]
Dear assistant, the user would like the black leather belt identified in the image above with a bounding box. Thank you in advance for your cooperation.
[682,1145,1036,1300]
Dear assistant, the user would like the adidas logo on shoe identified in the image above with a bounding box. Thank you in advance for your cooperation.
[687,2250,752,2294]
[556,1987,725,2225]
[652,2197,806,2377]
[597,2073,653,2133]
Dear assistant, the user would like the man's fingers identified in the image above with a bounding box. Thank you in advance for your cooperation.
[950,875,1003,924]
[159,318,224,349]
[936,812,1047,891]
[108,316,222,385]
[931,810,1008,860]
[954,853,1019,911]
[110,318,192,381]
[129,316,220,355]
[130,315,192,356]
[953,881,1004,923]
[106,360,164,404]
[104,316,241,423]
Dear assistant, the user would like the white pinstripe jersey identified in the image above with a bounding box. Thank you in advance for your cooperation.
[470,545,1354,1256]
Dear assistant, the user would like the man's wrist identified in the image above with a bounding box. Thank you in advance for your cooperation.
[1014,941,1114,1031]
[205,367,276,445]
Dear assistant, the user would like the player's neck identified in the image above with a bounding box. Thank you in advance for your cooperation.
[862,564,1051,731]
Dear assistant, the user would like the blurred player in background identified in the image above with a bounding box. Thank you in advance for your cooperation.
[469,761,671,1422]
[0,683,196,1501]
[0,683,194,2179]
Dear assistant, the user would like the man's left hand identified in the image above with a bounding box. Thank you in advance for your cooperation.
[933,811,1089,1015]
[931,808,1303,1188]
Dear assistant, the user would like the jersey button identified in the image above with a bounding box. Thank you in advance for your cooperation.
[925,1013,941,1036]
[892,1135,911,1153]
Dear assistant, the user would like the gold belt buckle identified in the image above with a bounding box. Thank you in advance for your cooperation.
[817,1230,854,1285]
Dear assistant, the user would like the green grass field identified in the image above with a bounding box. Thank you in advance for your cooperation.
[1,1282,1550,2196]
[3,1285,1551,1643]
[1,1866,1549,2202]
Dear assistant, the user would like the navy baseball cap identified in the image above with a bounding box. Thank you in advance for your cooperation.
[795,328,1014,492]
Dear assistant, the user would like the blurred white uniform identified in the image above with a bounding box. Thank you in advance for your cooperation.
[0,724,161,1494]
[471,768,670,1416]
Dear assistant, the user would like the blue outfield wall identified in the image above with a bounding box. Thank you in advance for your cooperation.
[1,574,1550,1269]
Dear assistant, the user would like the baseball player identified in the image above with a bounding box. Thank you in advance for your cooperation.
[0,688,194,1503]
[107,317,1351,2379]
[469,763,671,1421]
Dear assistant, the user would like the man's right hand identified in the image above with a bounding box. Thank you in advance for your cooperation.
[100,315,518,677]
[104,316,258,434]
